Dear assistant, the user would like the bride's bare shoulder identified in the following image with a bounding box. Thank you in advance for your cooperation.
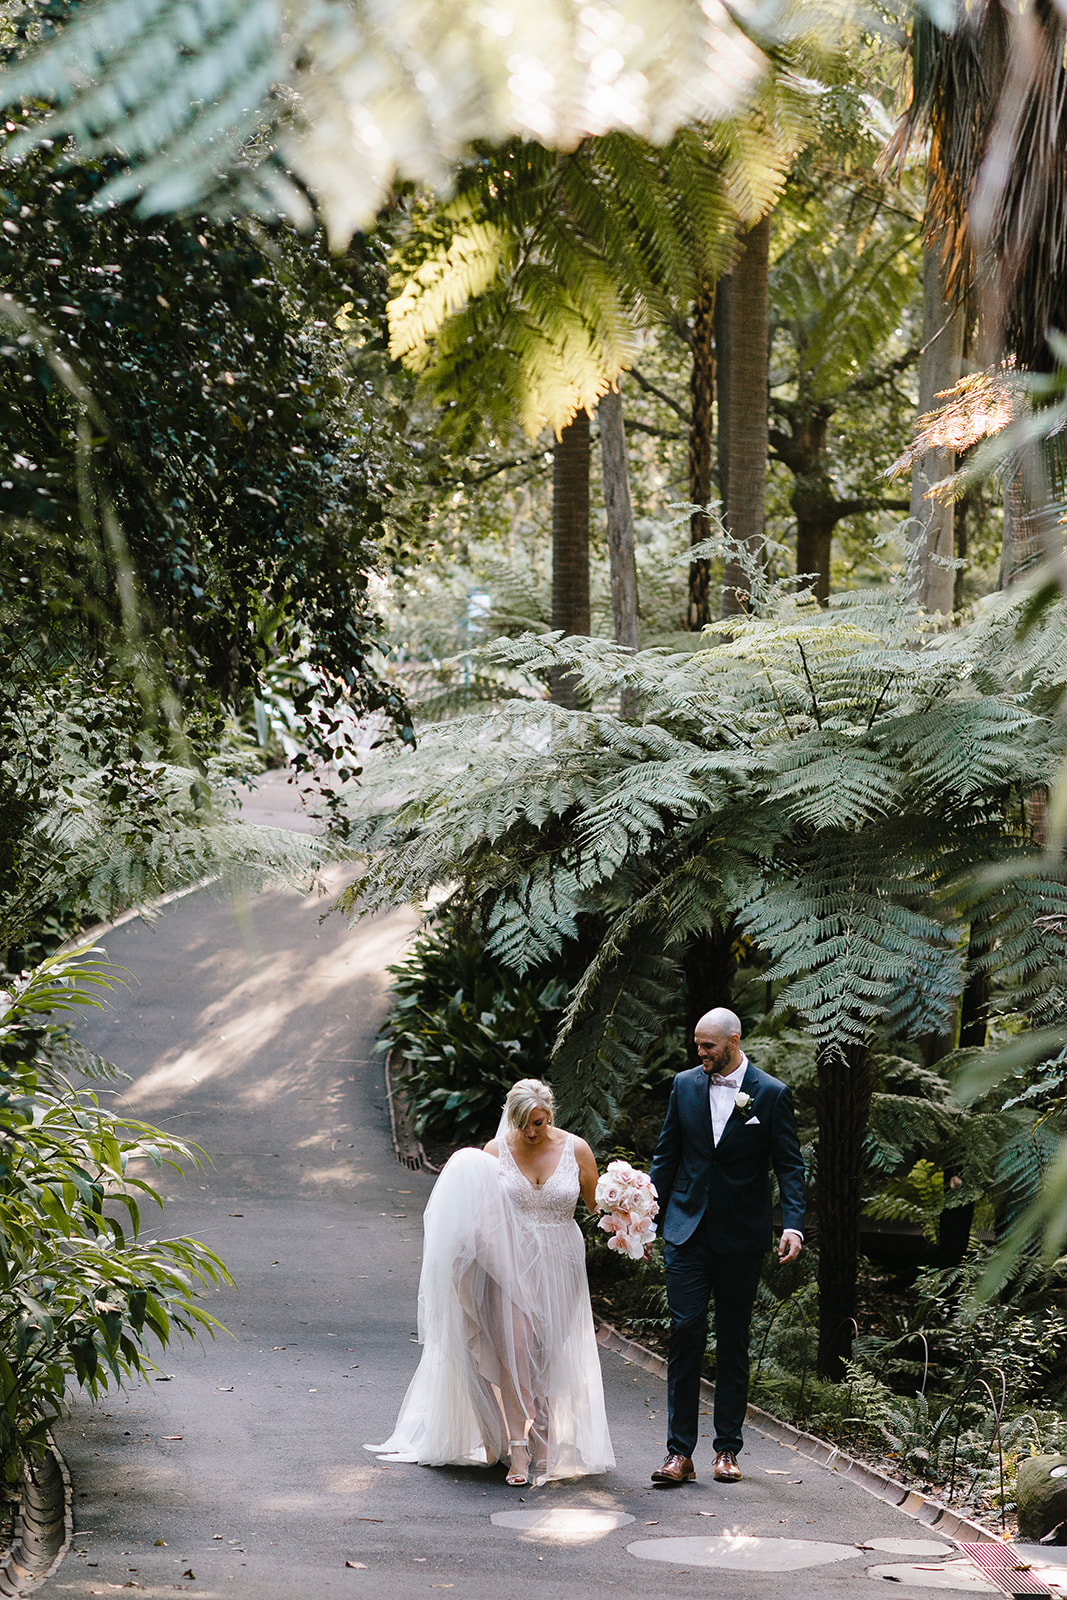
[484,1137,500,1156]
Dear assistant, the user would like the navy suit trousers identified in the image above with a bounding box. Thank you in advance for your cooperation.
[663,1218,764,1458]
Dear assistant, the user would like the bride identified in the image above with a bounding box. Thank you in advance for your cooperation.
[366,1078,614,1486]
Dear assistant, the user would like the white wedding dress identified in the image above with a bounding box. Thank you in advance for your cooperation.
[366,1134,614,1481]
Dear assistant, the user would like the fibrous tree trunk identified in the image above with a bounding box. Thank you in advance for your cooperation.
[550,410,591,709]
[599,387,640,718]
[599,387,640,654]
[721,215,770,617]
[908,245,964,617]
[687,276,715,631]
[936,938,988,1267]
[814,1041,873,1379]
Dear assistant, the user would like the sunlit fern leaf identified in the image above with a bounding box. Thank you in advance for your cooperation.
[1,0,788,244]
[6,752,326,940]
[3,0,296,218]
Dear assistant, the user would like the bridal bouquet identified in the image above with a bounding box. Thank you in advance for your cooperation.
[595,1160,658,1260]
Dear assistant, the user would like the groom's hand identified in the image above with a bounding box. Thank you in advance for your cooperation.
[778,1230,802,1263]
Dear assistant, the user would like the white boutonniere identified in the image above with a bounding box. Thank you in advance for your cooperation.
[734,1090,752,1111]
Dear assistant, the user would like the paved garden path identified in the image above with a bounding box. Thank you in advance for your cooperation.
[39,790,1030,1599]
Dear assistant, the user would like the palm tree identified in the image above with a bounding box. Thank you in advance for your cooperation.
[895,1,1067,375]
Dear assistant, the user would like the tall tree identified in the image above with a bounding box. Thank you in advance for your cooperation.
[550,413,591,708]
[907,247,965,615]
[687,277,716,630]
[598,388,640,657]
[720,215,771,616]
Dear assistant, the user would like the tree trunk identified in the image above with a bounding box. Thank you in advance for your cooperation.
[550,411,591,709]
[908,246,964,617]
[936,941,988,1267]
[795,512,835,606]
[688,276,715,630]
[599,386,640,718]
[715,271,731,520]
[682,924,735,1069]
[721,215,770,617]
[814,1041,873,1379]
[599,387,640,654]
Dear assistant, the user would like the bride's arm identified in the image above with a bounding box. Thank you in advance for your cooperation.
[574,1137,599,1213]
[484,1138,499,1156]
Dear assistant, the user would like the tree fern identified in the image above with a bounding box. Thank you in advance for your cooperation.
[0,0,788,243]
[341,582,1067,1125]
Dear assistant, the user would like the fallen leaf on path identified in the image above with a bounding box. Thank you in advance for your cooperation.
[217,1386,234,1392]
[645,1520,658,1525]
[695,1511,715,1517]
[162,1436,184,1441]
[431,1587,454,1590]
[229,1213,243,1217]
[345,1560,367,1569]
[182,1571,195,1580]
[154,1375,174,1381]
[154,1540,166,1547]
[764,1468,790,1474]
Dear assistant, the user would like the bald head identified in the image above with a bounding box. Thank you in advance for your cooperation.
[694,1007,742,1076]
[696,1007,741,1042]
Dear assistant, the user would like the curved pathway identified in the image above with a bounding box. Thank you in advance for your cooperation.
[44,848,1021,1598]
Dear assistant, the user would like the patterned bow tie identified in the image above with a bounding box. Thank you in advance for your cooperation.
[708,1074,735,1087]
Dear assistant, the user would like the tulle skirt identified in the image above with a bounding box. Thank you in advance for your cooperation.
[365,1147,614,1480]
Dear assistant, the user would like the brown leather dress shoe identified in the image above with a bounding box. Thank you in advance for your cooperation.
[713,1449,743,1482]
[651,1453,696,1484]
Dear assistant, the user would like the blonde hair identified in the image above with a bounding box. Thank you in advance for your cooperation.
[505,1079,555,1130]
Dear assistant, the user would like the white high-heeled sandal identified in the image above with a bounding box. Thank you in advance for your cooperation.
[506,1439,529,1486]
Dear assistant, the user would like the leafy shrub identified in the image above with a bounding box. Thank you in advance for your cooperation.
[380,925,569,1143]
[0,950,231,1482]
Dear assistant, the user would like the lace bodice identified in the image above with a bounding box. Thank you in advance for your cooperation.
[498,1133,579,1225]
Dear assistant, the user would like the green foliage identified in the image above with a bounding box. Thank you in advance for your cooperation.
[0,949,231,1482]
[0,136,408,789]
[388,122,799,438]
[341,581,1067,1141]
[379,923,569,1145]
[0,644,326,960]
[0,0,784,244]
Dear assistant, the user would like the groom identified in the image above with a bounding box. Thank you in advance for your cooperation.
[649,1006,806,1485]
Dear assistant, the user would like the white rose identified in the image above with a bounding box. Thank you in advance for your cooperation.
[734,1090,753,1111]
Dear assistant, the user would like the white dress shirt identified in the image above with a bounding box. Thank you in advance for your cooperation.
[708,1054,748,1147]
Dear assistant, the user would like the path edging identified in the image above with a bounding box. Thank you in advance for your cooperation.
[0,1439,72,1597]
[595,1322,998,1545]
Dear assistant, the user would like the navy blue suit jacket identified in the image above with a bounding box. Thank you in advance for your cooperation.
[649,1061,806,1256]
